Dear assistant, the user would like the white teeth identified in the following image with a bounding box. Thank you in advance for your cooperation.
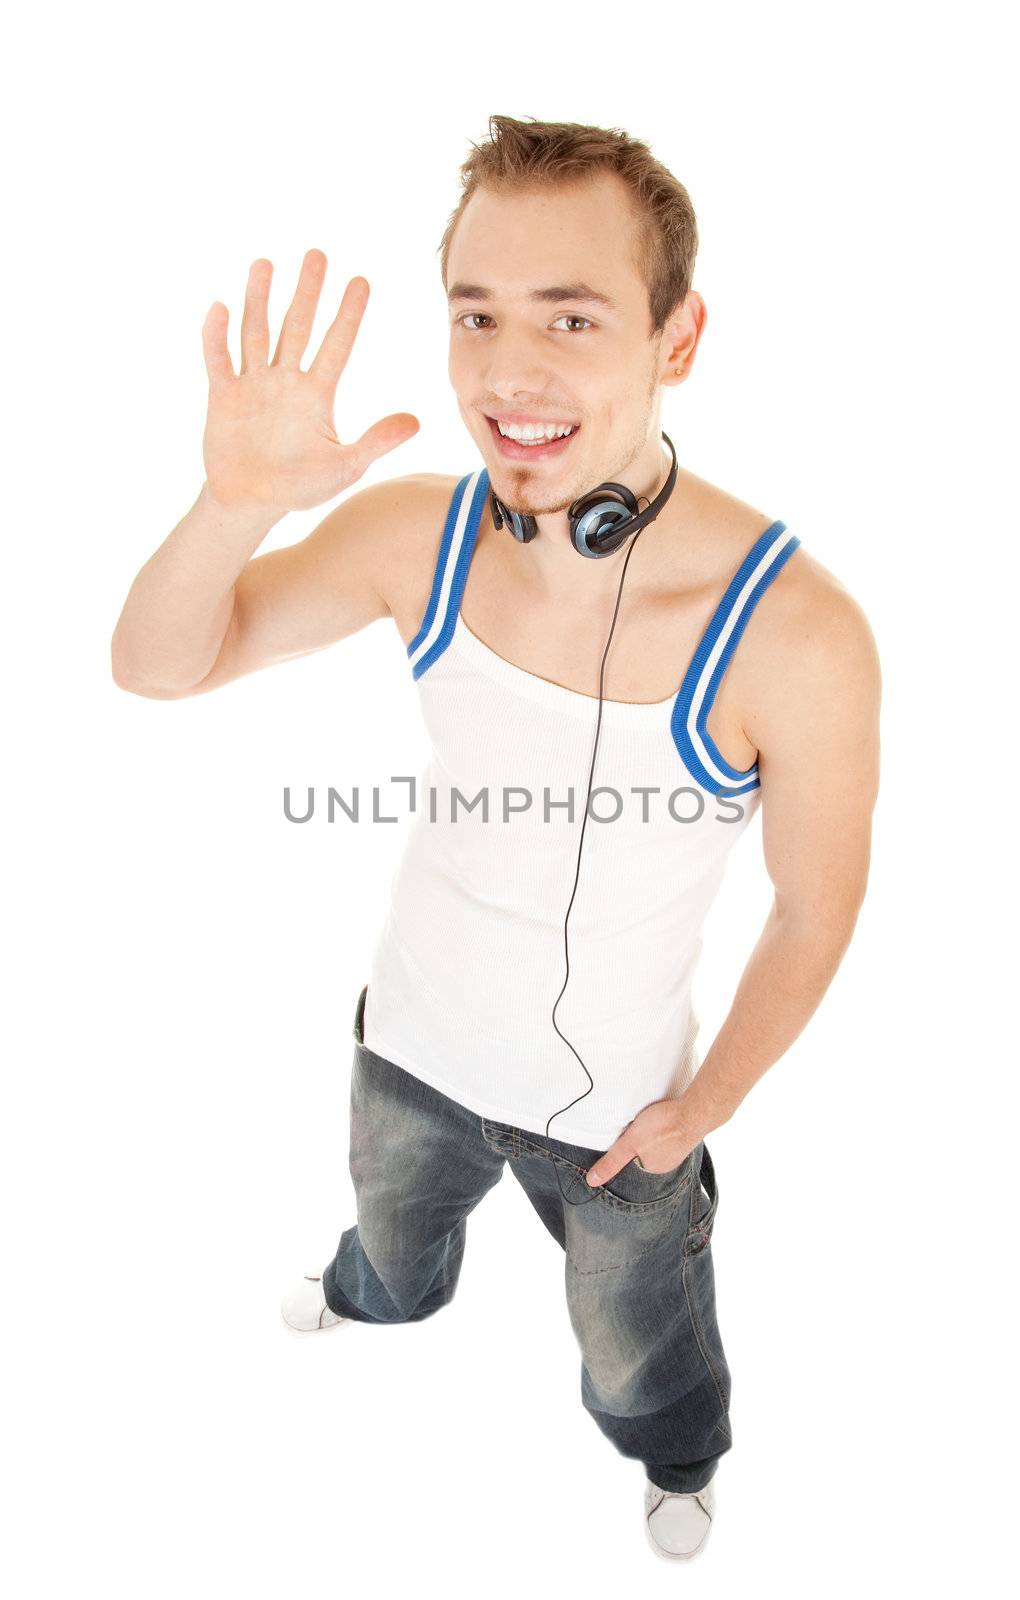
[496,420,576,442]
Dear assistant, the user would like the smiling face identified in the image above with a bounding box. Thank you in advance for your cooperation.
[445,170,701,526]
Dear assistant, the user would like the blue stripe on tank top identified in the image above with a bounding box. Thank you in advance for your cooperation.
[410,470,489,680]
[671,521,801,796]
[407,472,471,661]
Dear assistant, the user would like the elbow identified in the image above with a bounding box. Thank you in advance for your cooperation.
[113,676,193,700]
[110,638,194,699]
[110,636,146,696]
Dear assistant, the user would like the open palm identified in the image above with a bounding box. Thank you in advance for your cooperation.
[201,249,419,512]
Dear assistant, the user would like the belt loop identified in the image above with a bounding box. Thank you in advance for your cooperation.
[353,983,367,1044]
[700,1140,716,1201]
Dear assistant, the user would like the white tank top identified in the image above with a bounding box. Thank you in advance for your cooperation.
[362,467,801,1147]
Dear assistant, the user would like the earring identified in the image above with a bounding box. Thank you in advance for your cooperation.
[674,366,683,376]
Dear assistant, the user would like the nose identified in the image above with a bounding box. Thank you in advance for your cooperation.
[479,326,555,401]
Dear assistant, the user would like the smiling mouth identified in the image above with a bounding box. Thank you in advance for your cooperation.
[485,415,582,458]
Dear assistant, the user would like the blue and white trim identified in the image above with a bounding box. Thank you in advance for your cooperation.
[671,521,801,796]
[408,468,490,680]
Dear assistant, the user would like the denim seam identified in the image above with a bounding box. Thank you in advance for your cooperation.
[682,1252,730,1423]
[566,1224,687,1276]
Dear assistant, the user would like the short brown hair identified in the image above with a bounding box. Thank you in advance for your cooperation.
[438,114,699,339]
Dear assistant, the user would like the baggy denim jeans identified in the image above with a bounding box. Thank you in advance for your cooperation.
[321,985,732,1494]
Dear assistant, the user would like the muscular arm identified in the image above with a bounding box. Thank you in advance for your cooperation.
[112,473,439,698]
[681,570,883,1135]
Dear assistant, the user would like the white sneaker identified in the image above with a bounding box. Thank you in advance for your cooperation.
[644,1475,716,1561]
[280,1272,350,1332]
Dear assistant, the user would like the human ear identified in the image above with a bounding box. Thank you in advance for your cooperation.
[663,291,707,382]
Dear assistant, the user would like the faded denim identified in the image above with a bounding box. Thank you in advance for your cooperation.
[321,984,732,1494]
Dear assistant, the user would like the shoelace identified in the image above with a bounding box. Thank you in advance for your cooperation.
[646,1482,713,1516]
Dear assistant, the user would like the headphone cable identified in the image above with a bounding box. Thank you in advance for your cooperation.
[545,516,648,1206]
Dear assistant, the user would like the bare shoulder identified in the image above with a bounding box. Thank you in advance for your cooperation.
[364,472,460,636]
[310,469,458,624]
[757,544,880,681]
[740,540,883,757]
[332,469,456,555]
[674,471,881,751]
[682,472,877,670]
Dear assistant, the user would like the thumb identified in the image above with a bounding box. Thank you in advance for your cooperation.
[350,412,420,472]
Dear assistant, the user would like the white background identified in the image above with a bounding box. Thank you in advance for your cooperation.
[4,1,1016,1593]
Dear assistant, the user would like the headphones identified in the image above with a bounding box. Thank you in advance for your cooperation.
[489,430,678,558]
[490,431,682,1205]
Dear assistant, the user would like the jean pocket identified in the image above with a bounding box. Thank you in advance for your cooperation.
[686,1141,719,1252]
[600,1149,693,1211]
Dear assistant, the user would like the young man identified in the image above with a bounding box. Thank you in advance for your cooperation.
[111,116,881,1561]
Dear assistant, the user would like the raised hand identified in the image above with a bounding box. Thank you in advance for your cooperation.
[201,249,420,512]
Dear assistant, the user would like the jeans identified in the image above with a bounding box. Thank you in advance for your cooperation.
[322,984,732,1494]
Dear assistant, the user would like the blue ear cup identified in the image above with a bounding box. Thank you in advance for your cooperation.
[567,483,641,557]
[488,430,678,559]
[494,503,539,544]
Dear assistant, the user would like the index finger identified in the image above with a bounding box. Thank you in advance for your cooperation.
[307,275,370,390]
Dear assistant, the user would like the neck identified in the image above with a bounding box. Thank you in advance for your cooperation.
[502,435,676,598]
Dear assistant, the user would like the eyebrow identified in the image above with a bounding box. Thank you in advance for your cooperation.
[447,281,619,312]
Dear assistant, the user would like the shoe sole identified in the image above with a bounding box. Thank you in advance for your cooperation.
[280,1297,352,1332]
[281,1312,351,1331]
